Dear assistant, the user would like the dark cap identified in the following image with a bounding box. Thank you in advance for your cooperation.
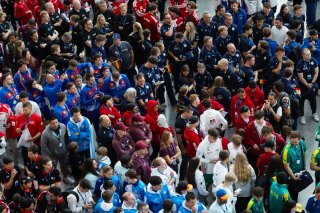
[260,140,275,148]
[132,114,145,122]
[28,19,36,25]
[135,140,148,150]
[309,29,318,36]
[114,122,128,131]
[112,33,121,40]
[189,116,199,124]
[240,105,249,113]
[22,176,33,184]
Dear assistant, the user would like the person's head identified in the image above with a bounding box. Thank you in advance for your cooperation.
[286,30,297,41]
[255,14,265,26]
[244,54,255,67]
[203,36,213,48]
[67,141,78,152]
[41,156,53,172]
[267,92,277,106]
[266,155,284,178]
[2,72,13,86]
[202,11,211,24]
[122,192,136,206]
[230,0,239,11]
[216,188,229,204]
[125,169,138,184]
[282,200,297,213]
[112,70,121,81]
[17,59,28,72]
[114,122,128,137]
[163,13,172,25]
[74,75,83,88]
[263,2,271,13]
[224,172,237,184]
[120,154,132,169]
[237,88,246,100]
[181,106,194,119]
[19,91,29,104]
[187,1,197,13]
[78,179,92,192]
[216,4,226,16]
[187,157,201,186]
[100,190,113,204]
[124,88,137,103]
[261,139,275,153]
[48,186,62,202]
[23,102,32,117]
[3,155,14,171]
[227,43,236,54]
[101,166,114,179]
[240,105,250,118]
[218,25,228,37]
[180,64,190,77]
[315,187,320,200]
[71,107,81,122]
[185,192,197,209]
[175,181,189,195]
[273,80,284,94]
[50,44,60,55]
[101,95,113,108]
[83,18,93,30]
[189,94,200,106]
[277,172,288,184]
[40,11,50,23]
[175,32,184,43]
[57,92,66,104]
[95,34,106,47]
[20,197,34,211]
[263,27,271,38]
[66,82,77,95]
[188,116,199,128]
[135,140,148,157]
[207,128,219,143]
[253,110,265,125]
[231,134,242,146]
[309,29,319,41]
[160,130,174,148]
[86,73,95,86]
[261,125,273,138]
[224,13,233,25]
[136,73,145,87]
[27,145,39,160]
[274,17,283,29]
[280,4,289,15]
[290,131,301,146]
[243,23,252,36]
[102,180,116,193]
[149,176,162,191]
[202,99,211,110]
[96,146,108,160]
[162,199,173,213]
[252,187,264,201]
[302,48,311,61]
[153,157,167,172]
[98,0,107,12]
[258,40,269,52]
[197,63,206,75]
[219,150,230,162]
[96,14,106,27]
[137,202,149,213]
[99,114,111,128]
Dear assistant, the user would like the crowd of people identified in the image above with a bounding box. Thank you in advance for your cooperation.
[0,0,319,212]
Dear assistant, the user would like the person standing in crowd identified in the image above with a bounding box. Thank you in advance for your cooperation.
[269,172,291,213]
[112,122,135,160]
[227,0,247,35]
[114,3,134,42]
[306,186,320,213]
[53,92,70,126]
[0,73,19,111]
[209,188,232,213]
[131,140,151,184]
[67,179,94,212]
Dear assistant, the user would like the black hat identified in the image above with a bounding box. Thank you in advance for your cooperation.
[189,116,199,124]
[260,140,275,148]
[310,29,318,36]
[240,105,249,113]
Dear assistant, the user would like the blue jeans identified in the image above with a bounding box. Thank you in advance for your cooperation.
[306,2,318,26]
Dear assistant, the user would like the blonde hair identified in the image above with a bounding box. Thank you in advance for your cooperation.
[233,153,252,183]
[160,131,172,148]
[133,22,144,43]
[95,14,106,29]
[218,58,229,67]
[97,146,108,156]
[184,22,196,42]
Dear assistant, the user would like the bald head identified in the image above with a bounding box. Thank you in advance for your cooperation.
[99,115,111,128]
[46,74,55,84]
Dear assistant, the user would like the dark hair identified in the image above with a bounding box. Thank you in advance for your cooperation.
[256,14,265,21]
[182,105,194,113]
[277,172,288,184]
[120,154,131,168]
[168,6,180,15]
[147,56,158,64]
[149,176,162,186]
[41,156,51,167]
[243,23,252,32]
[125,169,137,179]
[266,155,285,179]
[219,150,230,161]
[284,68,293,78]
[175,32,184,39]
[85,73,94,81]
[282,200,297,213]
[113,207,124,213]
[101,95,112,104]
[22,101,32,109]
[186,157,200,188]
[71,107,80,115]
[216,4,225,11]
[248,80,257,89]
[45,61,56,70]
[49,186,62,197]
[3,155,14,164]
[291,131,301,139]
[244,54,255,63]
[79,179,92,190]
[252,186,264,197]
[137,202,148,211]
[176,181,188,194]
[275,46,285,52]
[202,99,211,109]
[20,197,34,209]
[102,180,114,190]
[162,199,173,212]
[27,145,39,154]
[259,40,269,50]
[274,81,284,92]
[102,190,113,202]
[185,192,196,201]
[57,92,66,102]
[19,91,28,99]
[81,158,100,178]
[66,82,75,91]
[17,59,27,68]
[208,128,219,138]
[146,3,157,12]
[286,30,297,40]
[254,110,265,120]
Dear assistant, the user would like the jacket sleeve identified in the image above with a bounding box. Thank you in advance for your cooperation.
[40,132,50,156]
[67,123,78,142]
[305,196,314,213]
[44,81,62,96]
[80,119,91,139]
[196,143,210,165]
[67,194,82,212]
[196,171,209,196]
[112,139,127,156]
[218,113,228,131]
[80,88,94,106]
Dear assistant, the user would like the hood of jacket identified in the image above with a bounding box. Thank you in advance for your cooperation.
[146,100,159,117]
[157,114,168,128]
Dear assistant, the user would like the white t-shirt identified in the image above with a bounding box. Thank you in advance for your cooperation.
[271,25,289,46]
[15,101,41,116]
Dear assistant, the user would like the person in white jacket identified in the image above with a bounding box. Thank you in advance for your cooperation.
[227,134,245,165]
[213,150,230,187]
[0,132,6,166]
[200,99,228,136]
[67,179,94,213]
[196,128,222,186]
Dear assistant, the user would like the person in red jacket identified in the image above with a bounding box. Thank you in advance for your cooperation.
[16,102,44,164]
[245,81,265,110]
[168,6,185,33]
[122,103,139,126]
[245,110,272,172]
[198,97,224,115]
[14,0,33,26]
[133,0,148,23]
[100,95,121,126]
[25,0,38,16]
[230,88,254,125]
[49,0,68,12]
[235,105,254,131]
[142,3,160,43]
[112,0,127,16]
[184,1,199,27]
[260,125,286,155]
[144,100,159,135]
[169,0,187,18]
[184,116,201,158]
[256,140,279,176]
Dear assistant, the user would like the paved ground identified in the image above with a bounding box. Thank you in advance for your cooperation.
[162,0,320,208]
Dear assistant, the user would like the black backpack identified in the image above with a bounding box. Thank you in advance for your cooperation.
[62,190,79,207]
[288,43,301,65]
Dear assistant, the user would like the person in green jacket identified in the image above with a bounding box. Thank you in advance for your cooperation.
[269,172,291,213]
[311,147,320,185]
[246,186,265,213]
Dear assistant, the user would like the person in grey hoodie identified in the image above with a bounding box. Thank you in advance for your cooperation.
[40,116,73,184]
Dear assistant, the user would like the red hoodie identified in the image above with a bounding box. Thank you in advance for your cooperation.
[245,86,265,110]
[100,105,121,126]
[184,126,201,157]
[144,100,159,133]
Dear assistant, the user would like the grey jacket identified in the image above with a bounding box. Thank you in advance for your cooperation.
[41,123,68,157]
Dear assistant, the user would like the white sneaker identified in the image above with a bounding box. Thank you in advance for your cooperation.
[300,116,306,125]
[313,113,320,122]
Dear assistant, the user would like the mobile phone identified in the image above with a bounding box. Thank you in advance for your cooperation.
[235,188,242,194]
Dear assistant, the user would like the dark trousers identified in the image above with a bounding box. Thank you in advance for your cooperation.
[288,179,299,202]
[172,61,184,92]
[300,86,317,116]
[235,197,251,212]
[157,70,177,105]
[179,155,190,181]
[82,107,100,135]
[21,146,29,164]
[122,68,136,87]
[150,141,160,161]
[306,2,318,26]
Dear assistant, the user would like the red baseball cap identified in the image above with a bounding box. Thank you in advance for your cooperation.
[135,140,148,150]
[114,122,128,131]
[132,114,145,122]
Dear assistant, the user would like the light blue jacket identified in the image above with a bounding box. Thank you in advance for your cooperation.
[145,183,171,213]
[67,116,91,152]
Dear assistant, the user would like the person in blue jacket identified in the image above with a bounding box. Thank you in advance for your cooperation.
[14,59,33,93]
[97,180,121,207]
[65,82,80,109]
[263,27,279,56]
[171,181,189,212]
[199,36,221,76]
[95,165,122,198]
[0,73,19,111]
[92,54,110,82]
[196,11,218,48]
[145,176,171,213]
[301,29,320,65]
[44,73,66,110]
[103,70,131,104]
[65,59,94,82]
[227,0,247,35]
[306,187,320,213]
[53,92,70,125]
[123,169,146,202]
[67,107,92,160]
[94,190,116,213]
[284,30,301,62]
[80,73,101,134]
[45,61,69,91]
[178,191,206,213]
[27,79,50,120]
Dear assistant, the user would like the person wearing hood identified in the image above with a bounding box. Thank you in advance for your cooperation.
[145,176,171,213]
[112,122,135,160]
[66,107,93,161]
[145,100,160,159]
[200,99,228,137]
[122,103,139,126]
[178,191,206,213]
[184,116,201,158]
[128,114,152,145]
[132,140,152,184]
[157,114,174,136]
[122,192,139,213]
[94,190,116,213]
[196,128,223,186]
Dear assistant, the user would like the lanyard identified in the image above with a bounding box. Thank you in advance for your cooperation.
[77,189,87,204]
[44,172,51,184]
[220,203,228,213]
